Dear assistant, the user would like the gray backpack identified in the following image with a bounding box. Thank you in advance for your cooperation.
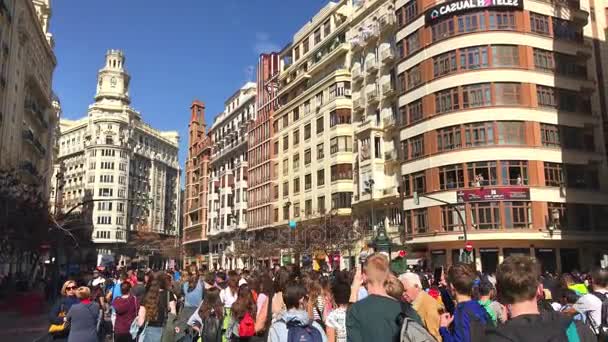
[399,317,437,342]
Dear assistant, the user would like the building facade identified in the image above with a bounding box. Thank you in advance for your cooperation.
[207,83,256,270]
[348,0,403,250]
[52,50,180,263]
[395,0,608,272]
[0,0,57,197]
[183,100,211,267]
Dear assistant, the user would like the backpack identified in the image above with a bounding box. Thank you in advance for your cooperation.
[462,305,493,342]
[238,312,256,338]
[286,320,323,342]
[202,311,223,342]
[399,316,437,342]
[591,291,608,340]
[313,303,326,330]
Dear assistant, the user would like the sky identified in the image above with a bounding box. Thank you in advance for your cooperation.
[52,0,330,171]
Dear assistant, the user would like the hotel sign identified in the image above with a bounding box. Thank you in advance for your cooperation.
[425,0,523,24]
[457,187,530,202]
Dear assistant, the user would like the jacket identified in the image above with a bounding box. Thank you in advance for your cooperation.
[268,309,328,342]
[113,295,138,334]
[49,296,80,325]
[485,310,596,342]
[439,300,489,342]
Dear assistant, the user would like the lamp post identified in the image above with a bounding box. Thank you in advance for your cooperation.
[364,179,376,231]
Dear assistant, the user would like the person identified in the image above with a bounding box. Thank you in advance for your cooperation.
[400,271,443,341]
[434,267,455,315]
[228,284,257,341]
[574,267,608,337]
[438,263,491,342]
[137,271,178,342]
[203,271,217,290]
[307,277,328,326]
[326,274,350,342]
[272,269,290,319]
[49,280,80,341]
[475,276,505,325]
[66,286,101,342]
[268,282,327,342]
[90,270,105,288]
[346,254,402,342]
[561,273,589,296]
[113,281,138,342]
[222,273,240,339]
[559,289,586,322]
[127,269,138,287]
[188,286,224,342]
[131,270,146,304]
[252,273,274,340]
[486,255,596,342]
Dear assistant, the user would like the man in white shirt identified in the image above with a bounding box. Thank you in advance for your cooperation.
[574,267,608,335]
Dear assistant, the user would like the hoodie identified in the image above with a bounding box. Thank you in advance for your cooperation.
[268,309,328,342]
[439,300,491,342]
[485,310,597,342]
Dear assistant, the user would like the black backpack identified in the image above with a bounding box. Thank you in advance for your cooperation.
[202,311,223,342]
[462,306,493,342]
[591,291,608,341]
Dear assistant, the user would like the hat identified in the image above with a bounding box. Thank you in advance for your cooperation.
[238,278,247,286]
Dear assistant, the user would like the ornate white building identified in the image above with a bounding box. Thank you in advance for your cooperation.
[51,50,180,261]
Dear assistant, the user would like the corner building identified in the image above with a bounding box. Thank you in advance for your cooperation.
[396,0,608,273]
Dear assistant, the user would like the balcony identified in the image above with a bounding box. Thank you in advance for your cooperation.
[380,45,394,63]
[382,186,398,197]
[382,111,397,129]
[365,56,378,74]
[366,85,379,103]
[378,12,396,30]
[353,95,364,111]
[20,160,38,176]
[571,8,589,25]
[22,129,47,156]
[355,116,382,135]
[381,77,394,98]
[384,149,398,161]
[352,63,363,82]
[25,100,48,128]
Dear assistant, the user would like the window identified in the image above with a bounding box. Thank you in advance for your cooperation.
[497,121,525,145]
[314,28,321,45]
[544,162,564,186]
[317,169,325,186]
[283,135,289,150]
[458,13,485,33]
[407,100,423,123]
[305,199,312,216]
[293,153,299,170]
[492,45,519,67]
[283,205,289,220]
[316,116,324,133]
[374,137,381,158]
[274,141,279,155]
[97,202,113,211]
[293,129,299,146]
[562,126,595,151]
[274,185,279,200]
[404,171,426,196]
[433,51,457,77]
[439,164,465,190]
[331,192,352,209]
[442,205,465,231]
[98,188,113,197]
[294,177,300,193]
[462,83,491,108]
[293,107,300,122]
[504,202,532,229]
[489,11,515,30]
[293,202,300,218]
[317,143,324,159]
[501,160,528,185]
[274,208,279,222]
[537,85,555,107]
[409,135,424,159]
[304,124,311,140]
[566,163,599,189]
[470,202,501,229]
[555,53,587,77]
[318,196,326,214]
[467,161,497,186]
[553,17,582,41]
[283,159,289,176]
[405,65,422,91]
[465,122,494,146]
[432,18,455,42]
[283,115,289,128]
[330,109,351,127]
[330,136,352,154]
[530,13,550,35]
[494,83,521,105]
[541,124,560,147]
[437,125,462,152]
[331,164,353,181]
[435,88,459,113]
[97,216,112,225]
[414,209,428,233]
[283,181,289,197]
[533,48,554,71]
[323,20,331,36]
[304,149,311,165]
[399,1,418,27]
[405,31,420,56]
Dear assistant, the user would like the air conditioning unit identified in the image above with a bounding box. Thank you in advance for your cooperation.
[344,89,352,96]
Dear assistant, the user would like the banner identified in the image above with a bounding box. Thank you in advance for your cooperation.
[457,187,530,202]
[425,0,524,24]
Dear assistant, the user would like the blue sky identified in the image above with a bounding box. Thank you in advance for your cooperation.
[52,0,329,169]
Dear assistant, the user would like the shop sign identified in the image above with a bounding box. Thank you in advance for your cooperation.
[457,187,530,202]
[425,0,523,24]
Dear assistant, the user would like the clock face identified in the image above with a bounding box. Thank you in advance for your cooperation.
[110,77,117,87]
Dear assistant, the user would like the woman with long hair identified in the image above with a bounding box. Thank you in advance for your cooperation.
[137,271,177,342]
[113,281,138,342]
[182,268,203,308]
[271,269,290,319]
[228,284,257,341]
[251,272,274,341]
[48,280,80,341]
[187,286,224,342]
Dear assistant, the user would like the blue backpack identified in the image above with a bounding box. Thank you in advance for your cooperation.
[286,320,323,342]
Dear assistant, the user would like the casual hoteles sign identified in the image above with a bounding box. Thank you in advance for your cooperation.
[425,0,523,24]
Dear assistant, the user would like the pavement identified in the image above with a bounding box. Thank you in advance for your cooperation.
[0,310,50,342]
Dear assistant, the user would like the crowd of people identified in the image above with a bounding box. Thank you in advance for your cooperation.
[46,254,608,342]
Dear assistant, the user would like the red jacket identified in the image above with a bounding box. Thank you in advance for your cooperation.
[113,295,138,334]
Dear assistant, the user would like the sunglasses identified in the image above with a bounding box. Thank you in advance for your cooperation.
[66,286,77,290]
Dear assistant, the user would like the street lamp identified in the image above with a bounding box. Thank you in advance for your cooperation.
[364,179,375,231]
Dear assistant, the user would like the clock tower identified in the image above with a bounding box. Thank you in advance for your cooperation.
[95,49,131,105]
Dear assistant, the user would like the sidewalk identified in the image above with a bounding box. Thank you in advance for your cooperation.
[0,310,49,342]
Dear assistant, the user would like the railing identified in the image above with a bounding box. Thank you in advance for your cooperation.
[384,150,398,160]
[22,129,47,155]
[25,100,48,128]
[366,85,378,101]
[352,64,362,80]
[366,57,378,73]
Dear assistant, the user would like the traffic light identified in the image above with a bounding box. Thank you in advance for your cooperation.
[465,241,473,253]
[413,191,419,205]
